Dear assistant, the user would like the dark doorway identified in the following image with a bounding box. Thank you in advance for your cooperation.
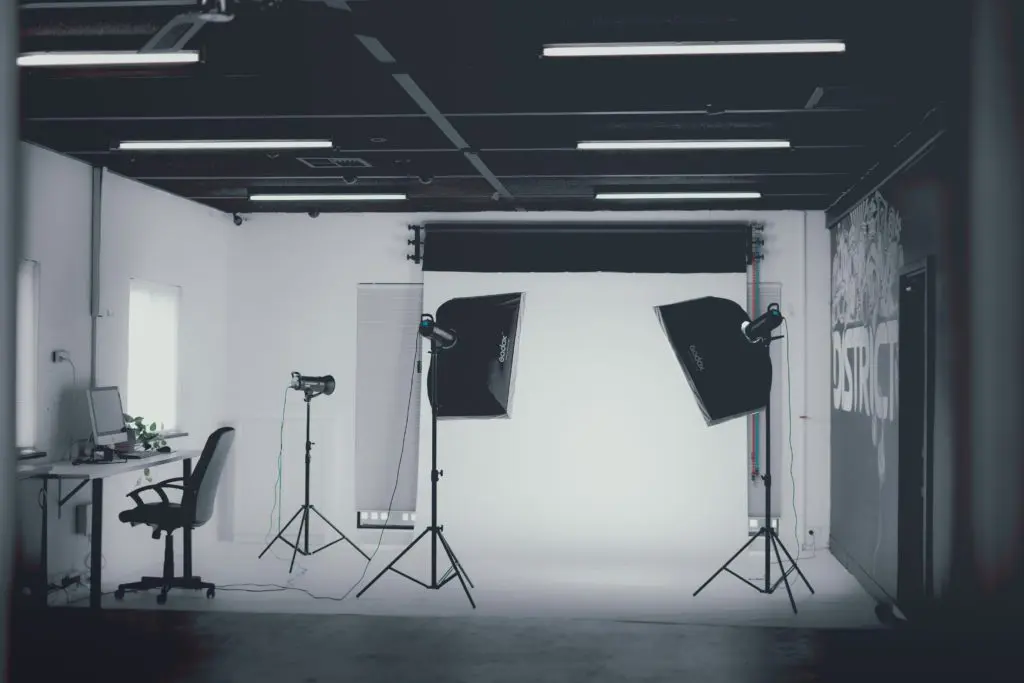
[897,257,936,615]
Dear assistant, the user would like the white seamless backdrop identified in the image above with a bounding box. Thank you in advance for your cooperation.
[420,272,749,566]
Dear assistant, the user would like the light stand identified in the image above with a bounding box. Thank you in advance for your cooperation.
[692,329,814,613]
[260,381,369,572]
[357,323,476,607]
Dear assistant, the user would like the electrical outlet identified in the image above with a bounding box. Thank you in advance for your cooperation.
[51,349,69,363]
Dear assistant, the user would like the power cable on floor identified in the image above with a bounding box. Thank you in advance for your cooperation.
[337,331,422,601]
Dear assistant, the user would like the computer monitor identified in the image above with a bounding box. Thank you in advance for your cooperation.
[87,386,128,448]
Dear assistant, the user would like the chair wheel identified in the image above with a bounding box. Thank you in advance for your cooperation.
[114,589,125,601]
[156,592,168,605]
[206,587,215,599]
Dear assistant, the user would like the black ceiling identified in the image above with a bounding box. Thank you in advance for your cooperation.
[18,0,953,215]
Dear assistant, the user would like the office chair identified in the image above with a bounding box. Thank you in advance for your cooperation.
[113,426,235,605]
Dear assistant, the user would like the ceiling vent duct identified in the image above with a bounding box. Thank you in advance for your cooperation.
[297,157,372,169]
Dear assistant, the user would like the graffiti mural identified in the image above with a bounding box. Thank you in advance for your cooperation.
[831,190,904,577]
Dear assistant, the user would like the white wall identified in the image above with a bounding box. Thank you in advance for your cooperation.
[420,271,749,565]
[16,144,235,587]
[224,211,831,570]
[225,217,421,546]
[95,171,234,573]
[16,143,94,579]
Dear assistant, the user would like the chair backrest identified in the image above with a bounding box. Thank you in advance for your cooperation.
[186,426,235,527]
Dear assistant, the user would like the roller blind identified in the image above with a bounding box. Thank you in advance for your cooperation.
[354,284,423,514]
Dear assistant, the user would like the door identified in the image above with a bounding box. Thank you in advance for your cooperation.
[897,258,935,613]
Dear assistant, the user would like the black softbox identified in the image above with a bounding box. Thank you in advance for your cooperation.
[426,293,523,419]
[655,296,772,426]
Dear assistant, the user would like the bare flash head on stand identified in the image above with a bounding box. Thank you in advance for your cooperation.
[655,296,813,614]
[418,314,457,349]
[290,372,336,398]
[259,371,368,571]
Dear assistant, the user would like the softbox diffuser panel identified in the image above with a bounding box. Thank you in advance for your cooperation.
[656,296,772,426]
[426,292,523,419]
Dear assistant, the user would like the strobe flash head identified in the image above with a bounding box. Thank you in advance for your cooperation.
[290,372,336,398]
[418,314,457,349]
[741,303,784,345]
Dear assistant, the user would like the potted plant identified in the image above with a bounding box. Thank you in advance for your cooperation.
[123,414,167,452]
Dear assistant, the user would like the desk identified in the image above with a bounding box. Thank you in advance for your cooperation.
[18,450,200,609]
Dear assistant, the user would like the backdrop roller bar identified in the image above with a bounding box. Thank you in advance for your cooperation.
[655,298,813,613]
[259,372,369,571]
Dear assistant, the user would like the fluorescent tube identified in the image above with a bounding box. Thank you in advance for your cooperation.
[117,140,334,151]
[578,140,791,151]
[17,50,201,67]
[249,193,407,202]
[543,41,846,58]
[595,192,762,200]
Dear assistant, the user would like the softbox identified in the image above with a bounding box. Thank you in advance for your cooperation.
[655,296,772,426]
[427,293,523,419]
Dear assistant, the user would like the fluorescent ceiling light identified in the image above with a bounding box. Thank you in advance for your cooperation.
[117,140,333,151]
[17,50,201,67]
[543,40,846,58]
[596,191,762,200]
[578,140,791,151]
[249,193,407,202]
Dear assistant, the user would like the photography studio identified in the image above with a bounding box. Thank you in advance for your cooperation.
[2,1,1022,682]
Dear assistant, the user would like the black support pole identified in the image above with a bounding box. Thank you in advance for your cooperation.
[692,337,814,613]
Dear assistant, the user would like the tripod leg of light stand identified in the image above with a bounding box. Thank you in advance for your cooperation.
[258,507,304,559]
[693,529,763,597]
[772,530,815,594]
[436,528,475,589]
[768,532,798,614]
[356,527,431,599]
[288,510,307,573]
[435,530,475,608]
[308,505,370,561]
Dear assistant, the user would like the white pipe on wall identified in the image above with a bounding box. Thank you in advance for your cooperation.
[801,210,810,549]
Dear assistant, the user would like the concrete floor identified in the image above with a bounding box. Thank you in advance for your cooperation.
[10,606,1017,683]
[18,540,1015,682]
[74,541,882,629]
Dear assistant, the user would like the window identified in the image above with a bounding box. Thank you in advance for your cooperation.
[126,279,181,431]
[15,260,40,450]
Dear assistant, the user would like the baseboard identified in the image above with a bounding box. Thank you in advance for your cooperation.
[829,534,896,605]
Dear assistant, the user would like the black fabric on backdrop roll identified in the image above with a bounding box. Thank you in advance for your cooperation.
[421,223,751,274]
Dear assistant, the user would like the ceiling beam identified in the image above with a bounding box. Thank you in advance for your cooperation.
[181,195,837,215]
[826,106,947,226]
[22,106,882,124]
[356,34,513,201]
[804,87,825,109]
[22,68,903,122]
[64,146,870,179]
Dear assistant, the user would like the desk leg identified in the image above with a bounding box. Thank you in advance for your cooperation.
[39,479,49,607]
[90,478,103,610]
[183,458,193,578]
